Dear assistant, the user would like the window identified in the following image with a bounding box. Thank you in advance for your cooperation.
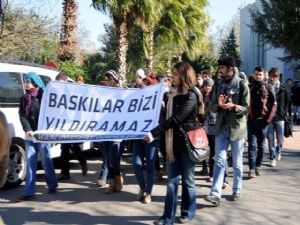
[0,72,24,105]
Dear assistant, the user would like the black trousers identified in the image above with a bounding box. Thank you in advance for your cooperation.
[60,143,86,175]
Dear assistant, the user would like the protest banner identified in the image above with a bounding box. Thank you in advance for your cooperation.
[34,81,165,142]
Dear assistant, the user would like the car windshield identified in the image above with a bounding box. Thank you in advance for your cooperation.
[0,72,24,105]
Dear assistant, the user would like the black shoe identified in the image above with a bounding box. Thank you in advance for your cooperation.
[231,193,240,201]
[48,189,57,194]
[58,174,70,180]
[81,164,88,175]
[204,194,220,206]
[16,195,35,202]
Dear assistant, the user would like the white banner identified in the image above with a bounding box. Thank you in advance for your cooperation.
[34,81,164,143]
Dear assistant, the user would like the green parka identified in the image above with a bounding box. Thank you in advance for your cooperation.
[209,69,250,141]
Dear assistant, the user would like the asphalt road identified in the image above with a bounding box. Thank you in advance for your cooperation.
[1,127,300,225]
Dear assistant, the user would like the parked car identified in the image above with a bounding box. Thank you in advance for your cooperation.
[0,60,92,187]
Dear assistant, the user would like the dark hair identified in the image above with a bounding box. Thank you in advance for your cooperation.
[254,66,264,73]
[173,62,196,92]
[55,73,67,81]
[201,69,211,76]
[269,67,280,77]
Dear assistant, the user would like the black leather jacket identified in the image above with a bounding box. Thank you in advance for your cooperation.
[151,88,202,155]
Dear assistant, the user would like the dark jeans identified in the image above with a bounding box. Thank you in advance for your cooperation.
[132,140,159,194]
[105,141,122,179]
[208,134,215,178]
[98,143,108,180]
[60,143,86,176]
[247,120,268,170]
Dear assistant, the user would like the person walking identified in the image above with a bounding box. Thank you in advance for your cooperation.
[204,56,250,206]
[17,72,58,202]
[144,62,204,225]
[57,74,88,180]
[247,66,276,178]
[98,70,125,193]
[267,67,289,167]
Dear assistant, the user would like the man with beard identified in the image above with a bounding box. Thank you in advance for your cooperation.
[247,66,276,178]
[204,56,250,205]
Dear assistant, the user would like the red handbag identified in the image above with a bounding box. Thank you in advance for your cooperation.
[186,127,209,149]
[181,127,210,163]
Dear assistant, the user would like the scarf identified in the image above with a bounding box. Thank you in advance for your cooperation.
[23,88,39,118]
[165,88,178,161]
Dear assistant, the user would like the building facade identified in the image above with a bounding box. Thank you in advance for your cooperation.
[240,0,297,82]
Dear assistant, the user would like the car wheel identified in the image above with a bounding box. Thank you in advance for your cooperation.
[5,140,27,188]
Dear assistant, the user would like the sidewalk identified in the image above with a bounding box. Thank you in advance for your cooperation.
[0,127,300,225]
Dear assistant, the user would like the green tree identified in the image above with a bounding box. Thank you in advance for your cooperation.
[133,0,167,70]
[251,0,300,61]
[57,60,85,81]
[219,28,242,68]
[182,54,218,76]
[155,0,209,68]
[84,24,145,84]
[92,0,135,82]
[0,6,59,62]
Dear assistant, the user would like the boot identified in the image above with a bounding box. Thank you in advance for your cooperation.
[114,174,124,192]
[105,179,115,194]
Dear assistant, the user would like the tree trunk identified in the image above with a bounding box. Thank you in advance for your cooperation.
[146,28,154,70]
[116,15,128,83]
[58,0,78,62]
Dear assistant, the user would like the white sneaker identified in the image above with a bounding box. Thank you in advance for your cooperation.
[276,153,281,161]
[270,159,276,167]
[143,194,152,204]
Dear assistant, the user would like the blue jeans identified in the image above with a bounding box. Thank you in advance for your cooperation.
[24,141,58,196]
[211,128,244,198]
[267,120,284,160]
[159,151,196,225]
[132,140,159,194]
[247,120,268,170]
[98,144,108,180]
[105,141,122,179]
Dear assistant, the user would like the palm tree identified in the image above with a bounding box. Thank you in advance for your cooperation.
[92,0,135,82]
[58,0,78,61]
[156,0,209,63]
[132,0,167,70]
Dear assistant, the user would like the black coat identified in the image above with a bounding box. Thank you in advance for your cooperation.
[19,91,43,132]
[273,84,289,122]
[151,88,202,156]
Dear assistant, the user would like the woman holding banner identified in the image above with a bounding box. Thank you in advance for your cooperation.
[98,70,125,193]
[132,68,160,204]
[144,62,204,224]
[16,72,58,202]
